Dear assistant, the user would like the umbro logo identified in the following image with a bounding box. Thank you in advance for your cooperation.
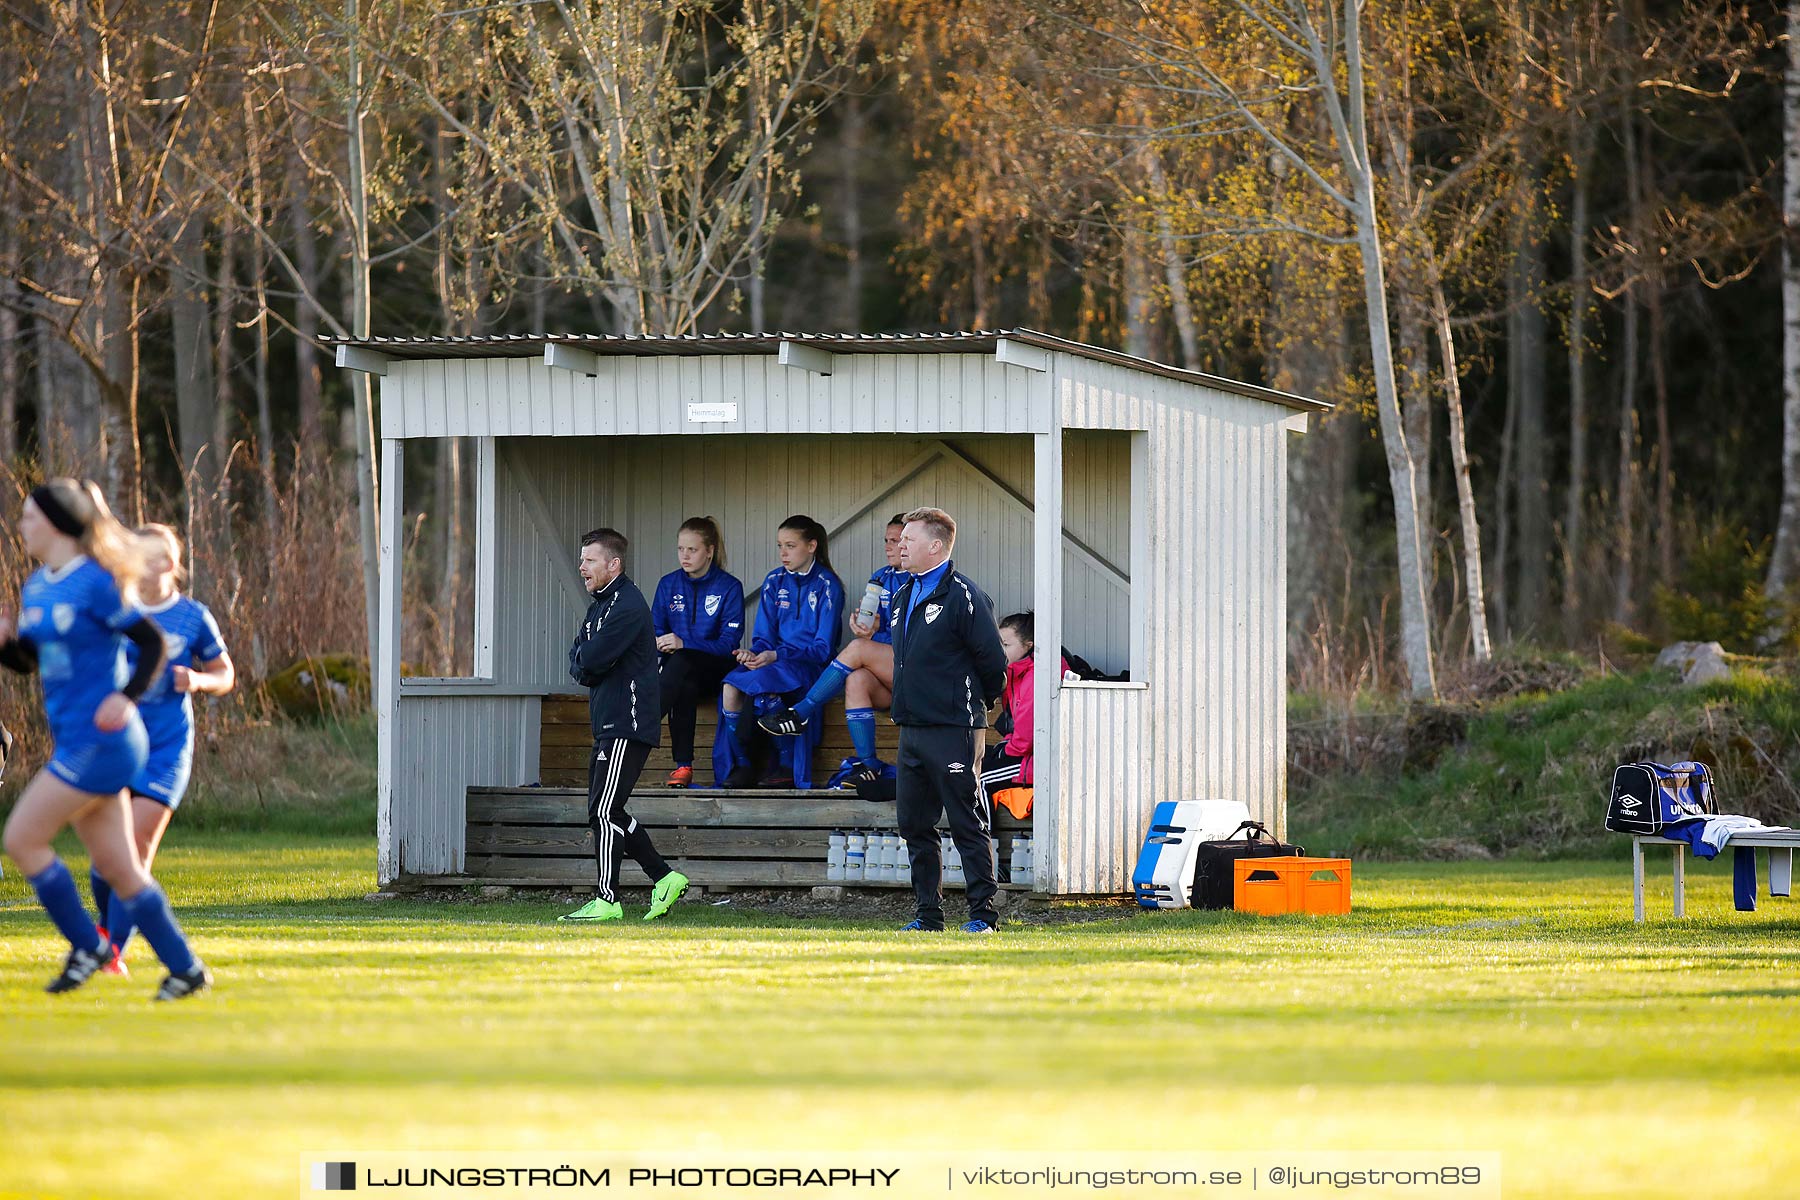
[948,762,966,773]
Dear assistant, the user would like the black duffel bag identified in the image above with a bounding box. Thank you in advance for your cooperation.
[1190,821,1305,910]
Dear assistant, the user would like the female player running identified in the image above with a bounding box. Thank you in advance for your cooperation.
[0,480,210,1000]
[89,524,235,973]
[716,515,843,788]
[760,513,905,787]
[651,517,744,788]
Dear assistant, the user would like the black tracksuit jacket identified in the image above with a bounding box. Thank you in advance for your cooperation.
[568,574,661,746]
[888,561,1008,728]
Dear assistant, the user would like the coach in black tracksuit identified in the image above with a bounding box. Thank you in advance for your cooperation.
[568,527,674,904]
[889,507,1009,932]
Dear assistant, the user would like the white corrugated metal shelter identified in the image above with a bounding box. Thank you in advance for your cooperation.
[332,330,1324,894]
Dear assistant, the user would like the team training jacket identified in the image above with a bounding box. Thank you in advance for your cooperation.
[862,565,905,646]
[751,561,844,669]
[888,560,1008,728]
[998,651,1069,784]
[568,573,661,746]
[651,564,745,658]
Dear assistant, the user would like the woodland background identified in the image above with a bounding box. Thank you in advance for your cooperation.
[1,0,1795,706]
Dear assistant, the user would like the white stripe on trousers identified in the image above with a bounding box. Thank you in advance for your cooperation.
[977,761,1023,827]
[593,738,630,901]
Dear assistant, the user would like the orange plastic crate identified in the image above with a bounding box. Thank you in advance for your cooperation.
[1232,856,1352,916]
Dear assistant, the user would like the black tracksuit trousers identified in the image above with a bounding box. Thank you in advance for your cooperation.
[896,724,998,929]
[659,649,736,766]
[587,737,670,902]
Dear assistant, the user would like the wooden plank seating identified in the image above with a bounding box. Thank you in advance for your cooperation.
[541,693,906,787]
[461,787,1033,890]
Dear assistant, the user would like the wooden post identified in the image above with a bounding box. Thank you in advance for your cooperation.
[377,437,404,884]
[1032,414,1063,894]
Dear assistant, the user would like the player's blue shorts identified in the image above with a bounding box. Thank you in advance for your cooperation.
[46,716,149,796]
[131,740,194,810]
[723,658,820,699]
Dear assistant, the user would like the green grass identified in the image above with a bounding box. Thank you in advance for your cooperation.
[1292,666,1800,858]
[4,832,1800,1199]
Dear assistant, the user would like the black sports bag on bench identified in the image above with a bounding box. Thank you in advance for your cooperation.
[1190,821,1305,910]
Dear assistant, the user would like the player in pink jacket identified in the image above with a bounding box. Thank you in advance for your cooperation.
[977,612,1067,817]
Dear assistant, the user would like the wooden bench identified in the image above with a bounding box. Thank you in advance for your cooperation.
[463,787,1033,890]
[1632,832,1800,921]
[540,695,905,787]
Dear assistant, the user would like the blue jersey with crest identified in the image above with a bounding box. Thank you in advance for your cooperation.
[128,593,227,753]
[652,565,745,657]
[861,565,905,646]
[750,561,844,669]
[17,557,146,742]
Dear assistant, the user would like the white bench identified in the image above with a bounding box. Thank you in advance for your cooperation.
[1632,832,1800,921]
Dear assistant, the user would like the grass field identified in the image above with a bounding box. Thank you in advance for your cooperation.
[3,833,1798,1199]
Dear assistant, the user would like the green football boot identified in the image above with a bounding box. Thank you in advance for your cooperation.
[644,871,689,921]
[558,897,624,922]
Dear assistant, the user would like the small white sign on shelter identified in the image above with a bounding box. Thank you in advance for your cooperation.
[687,402,739,424]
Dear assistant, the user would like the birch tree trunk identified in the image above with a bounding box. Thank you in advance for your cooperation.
[1769,0,1800,602]
[1146,154,1199,368]
[1339,1,1436,698]
[1431,279,1491,660]
[346,0,381,661]
[1770,0,1800,605]
[1121,221,1154,359]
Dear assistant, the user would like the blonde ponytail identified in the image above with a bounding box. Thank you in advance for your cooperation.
[37,478,149,601]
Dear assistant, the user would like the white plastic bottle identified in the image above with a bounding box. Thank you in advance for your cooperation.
[845,832,865,882]
[1015,836,1033,883]
[896,839,911,876]
[871,833,890,882]
[882,833,900,882]
[828,831,846,882]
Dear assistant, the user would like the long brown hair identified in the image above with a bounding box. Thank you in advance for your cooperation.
[779,514,833,576]
[679,515,726,571]
[36,478,149,600]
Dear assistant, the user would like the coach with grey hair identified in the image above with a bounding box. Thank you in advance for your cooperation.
[888,506,1009,933]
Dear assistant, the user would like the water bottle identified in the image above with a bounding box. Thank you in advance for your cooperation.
[871,833,890,882]
[881,834,899,882]
[856,582,882,631]
[1015,837,1033,882]
[846,832,865,882]
[828,831,846,882]
[896,839,911,877]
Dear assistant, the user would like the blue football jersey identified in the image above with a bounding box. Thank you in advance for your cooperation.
[17,557,146,741]
[130,593,227,751]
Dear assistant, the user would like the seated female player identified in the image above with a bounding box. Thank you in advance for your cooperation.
[715,515,844,788]
[651,516,744,787]
[759,513,905,787]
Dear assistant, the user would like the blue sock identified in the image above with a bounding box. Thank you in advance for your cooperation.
[28,860,105,952]
[720,708,746,759]
[89,866,114,928]
[1734,846,1757,913]
[120,884,197,975]
[846,707,878,765]
[793,660,853,721]
[106,892,136,955]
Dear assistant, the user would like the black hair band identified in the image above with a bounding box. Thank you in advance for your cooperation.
[30,486,85,538]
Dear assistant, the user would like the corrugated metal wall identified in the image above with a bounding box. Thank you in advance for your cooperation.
[381,353,1050,439]
[1054,355,1290,888]
[1049,685,1148,893]
[391,695,538,876]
